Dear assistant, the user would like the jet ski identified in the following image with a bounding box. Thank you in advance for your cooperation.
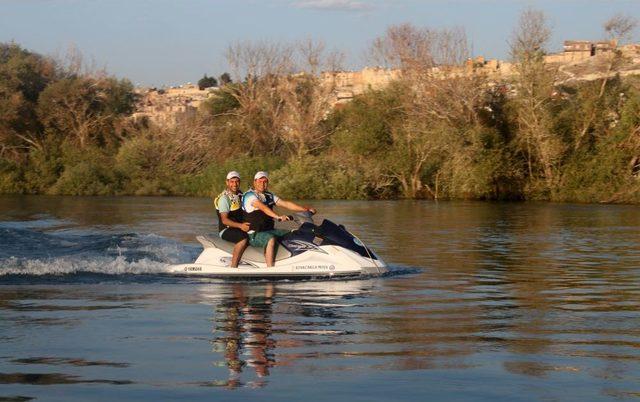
[166,213,387,278]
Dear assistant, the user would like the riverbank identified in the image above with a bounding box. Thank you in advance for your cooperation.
[2,35,640,204]
[2,151,640,204]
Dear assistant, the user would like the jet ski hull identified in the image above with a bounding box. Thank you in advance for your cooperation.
[166,217,388,278]
[165,243,387,278]
[166,264,385,278]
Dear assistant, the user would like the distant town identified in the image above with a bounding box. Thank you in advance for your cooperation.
[132,40,640,127]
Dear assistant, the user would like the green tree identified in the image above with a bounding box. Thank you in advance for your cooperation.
[0,43,57,160]
[36,76,135,149]
[572,14,638,150]
[198,74,217,90]
[508,8,563,196]
[202,86,240,116]
[219,72,232,85]
[328,84,404,197]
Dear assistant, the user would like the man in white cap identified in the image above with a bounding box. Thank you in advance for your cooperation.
[214,171,251,267]
[242,171,317,267]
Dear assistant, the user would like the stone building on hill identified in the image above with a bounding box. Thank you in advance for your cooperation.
[545,40,617,63]
[321,67,402,105]
[131,84,216,126]
[564,40,616,55]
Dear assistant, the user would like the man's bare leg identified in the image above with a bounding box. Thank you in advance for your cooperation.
[265,237,277,267]
[230,239,248,268]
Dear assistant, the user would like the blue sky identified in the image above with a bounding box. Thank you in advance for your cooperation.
[1,0,638,86]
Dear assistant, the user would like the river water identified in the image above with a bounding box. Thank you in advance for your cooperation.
[1,196,639,401]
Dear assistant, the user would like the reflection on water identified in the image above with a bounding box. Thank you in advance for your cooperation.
[210,283,275,388]
[1,197,640,400]
[11,357,130,368]
[0,372,133,385]
[0,396,34,402]
[199,280,379,388]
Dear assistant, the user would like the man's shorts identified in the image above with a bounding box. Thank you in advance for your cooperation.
[248,229,289,249]
[220,227,249,243]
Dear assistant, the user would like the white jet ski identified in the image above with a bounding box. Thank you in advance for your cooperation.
[166,213,387,278]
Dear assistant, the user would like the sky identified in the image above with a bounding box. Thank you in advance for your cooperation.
[1,0,638,87]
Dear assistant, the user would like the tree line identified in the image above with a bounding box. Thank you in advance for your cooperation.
[1,10,639,202]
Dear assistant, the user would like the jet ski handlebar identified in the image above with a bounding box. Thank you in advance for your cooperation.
[280,210,315,224]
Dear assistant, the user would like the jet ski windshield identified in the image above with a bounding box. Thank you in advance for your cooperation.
[316,219,378,260]
[282,213,378,261]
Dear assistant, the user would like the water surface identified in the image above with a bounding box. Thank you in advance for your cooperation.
[1,196,639,401]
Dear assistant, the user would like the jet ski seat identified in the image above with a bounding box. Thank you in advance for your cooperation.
[197,235,292,263]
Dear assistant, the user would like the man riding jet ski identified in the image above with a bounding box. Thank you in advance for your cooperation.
[242,171,317,267]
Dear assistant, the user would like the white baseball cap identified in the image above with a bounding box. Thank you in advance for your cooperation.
[254,171,269,180]
[226,171,240,180]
